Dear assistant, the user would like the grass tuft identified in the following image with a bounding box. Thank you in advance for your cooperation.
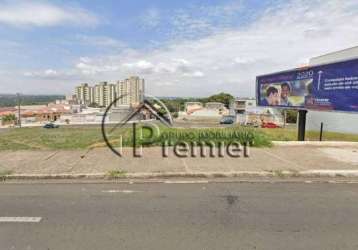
[0,170,13,181]
[107,170,127,179]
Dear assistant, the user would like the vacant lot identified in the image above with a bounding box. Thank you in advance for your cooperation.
[0,125,270,150]
[0,125,357,151]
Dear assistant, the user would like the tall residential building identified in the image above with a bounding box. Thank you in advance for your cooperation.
[105,83,116,107]
[117,76,145,107]
[74,76,145,108]
[116,80,126,106]
[75,83,94,105]
[94,82,116,107]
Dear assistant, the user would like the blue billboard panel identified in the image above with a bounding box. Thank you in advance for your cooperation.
[256,58,358,112]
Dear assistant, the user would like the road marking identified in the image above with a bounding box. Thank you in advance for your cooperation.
[0,217,42,223]
[102,190,141,194]
[164,180,209,184]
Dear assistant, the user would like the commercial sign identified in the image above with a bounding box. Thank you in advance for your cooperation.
[256,58,358,112]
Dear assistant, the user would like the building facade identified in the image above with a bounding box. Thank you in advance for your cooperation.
[231,98,256,114]
[116,76,145,107]
[75,76,145,108]
[75,83,94,105]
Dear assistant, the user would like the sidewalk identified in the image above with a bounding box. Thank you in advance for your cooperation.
[1,143,358,179]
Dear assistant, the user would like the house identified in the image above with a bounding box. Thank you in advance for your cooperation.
[231,98,256,114]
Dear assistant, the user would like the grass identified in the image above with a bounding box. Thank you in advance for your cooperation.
[259,127,358,142]
[0,126,104,151]
[0,170,13,176]
[146,126,271,147]
[270,169,285,178]
[0,170,13,181]
[0,124,357,151]
[107,170,127,178]
[0,125,272,151]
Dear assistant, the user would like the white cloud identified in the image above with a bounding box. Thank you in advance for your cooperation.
[167,1,244,40]
[141,8,161,29]
[183,71,205,78]
[23,68,79,80]
[75,35,125,48]
[75,57,120,75]
[123,60,155,74]
[0,1,99,27]
[14,0,358,97]
[155,81,175,87]
[24,69,54,78]
[44,69,58,76]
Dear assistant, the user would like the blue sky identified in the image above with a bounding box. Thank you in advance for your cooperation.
[1,0,358,96]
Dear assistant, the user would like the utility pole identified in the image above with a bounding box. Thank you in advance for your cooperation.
[17,93,21,128]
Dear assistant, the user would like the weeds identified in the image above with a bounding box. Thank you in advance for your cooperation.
[107,170,127,179]
[0,170,13,181]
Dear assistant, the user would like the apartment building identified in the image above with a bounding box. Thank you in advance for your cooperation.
[75,76,145,108]
[116,76,145,107]
[93,82,116,107]
[75,83,94,105]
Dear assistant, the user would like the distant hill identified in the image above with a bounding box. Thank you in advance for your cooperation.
[0,94,65,107]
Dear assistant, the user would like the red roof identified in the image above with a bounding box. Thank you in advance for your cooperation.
[0,110,16,116]
[0,107,17,112]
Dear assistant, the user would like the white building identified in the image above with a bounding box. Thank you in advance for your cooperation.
[307,46,358,134]
[116,76,145,107]
[231,98,256,115]
[94,82,116,107]
[75,76,145,108]
[75,83,94,105]
[180,101,228,119]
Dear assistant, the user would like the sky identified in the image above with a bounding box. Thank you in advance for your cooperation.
[0,0,358,97]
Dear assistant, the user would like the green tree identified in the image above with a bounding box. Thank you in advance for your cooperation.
[285,110,298,123]
[204,92,234,108]
[1,114,16,124]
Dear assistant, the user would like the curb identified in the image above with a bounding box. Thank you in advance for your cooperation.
[273,141,358,147]
[3,170,358,180]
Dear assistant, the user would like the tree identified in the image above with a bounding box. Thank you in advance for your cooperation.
[1,114,16,125]
[204,92,235,108]
[285,110,298,123]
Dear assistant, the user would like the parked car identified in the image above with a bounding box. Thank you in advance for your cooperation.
[261,122,280,128]
[43,123,59,129]
[220,115,235,124]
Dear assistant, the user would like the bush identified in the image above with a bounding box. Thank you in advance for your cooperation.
[285,110,298,123]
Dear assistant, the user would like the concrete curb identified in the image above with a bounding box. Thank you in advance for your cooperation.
[3,170,358,180]
[273,141,358,147]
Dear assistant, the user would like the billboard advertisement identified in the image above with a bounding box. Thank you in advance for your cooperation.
[256,58,358,112]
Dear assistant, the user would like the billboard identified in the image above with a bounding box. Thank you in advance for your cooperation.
[256,58,358,112]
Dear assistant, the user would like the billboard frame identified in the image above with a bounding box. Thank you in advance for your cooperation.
[256,57,358,113]
[256,57,358,140]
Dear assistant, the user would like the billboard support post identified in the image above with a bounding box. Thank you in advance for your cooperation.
[297,110,307,141]
[319,122,324,141]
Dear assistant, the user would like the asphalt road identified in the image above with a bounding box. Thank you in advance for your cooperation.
[1,182,358,250]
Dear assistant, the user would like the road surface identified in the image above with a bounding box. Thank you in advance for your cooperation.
[1,181,358,250]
